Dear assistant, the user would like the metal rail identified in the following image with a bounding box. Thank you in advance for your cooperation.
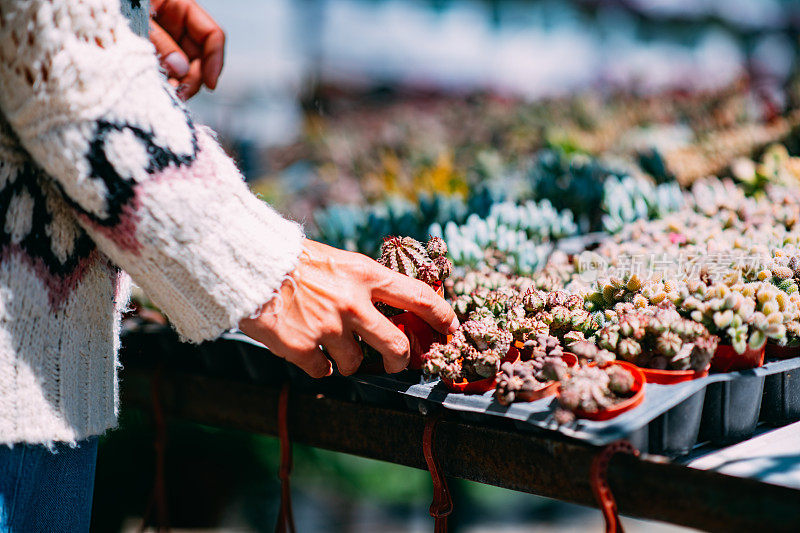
[120,364,800,533]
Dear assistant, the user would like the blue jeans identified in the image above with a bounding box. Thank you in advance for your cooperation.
[0,438,98,533]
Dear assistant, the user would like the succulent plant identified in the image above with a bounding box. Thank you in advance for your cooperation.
[494,361,565,406]
[556,363,636,423]
[521,334,563,360]
[429,198,576,275]
[601,175,684,234]
[378,235,452,286]
[422,316,512,382]
[595,304,719,371]
[494,335,576,405]
[528,149,629,232]
[567,339,616,365]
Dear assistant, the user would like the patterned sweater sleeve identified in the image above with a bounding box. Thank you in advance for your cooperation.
[0,0,304,342]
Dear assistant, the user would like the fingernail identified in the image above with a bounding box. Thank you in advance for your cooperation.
[448,317,460,333]
[164,52,189,77]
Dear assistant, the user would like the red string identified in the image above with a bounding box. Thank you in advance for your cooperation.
[590,440,639,533]
[423,414,453,533]
[141,364,169,532]
[275,384,296,533]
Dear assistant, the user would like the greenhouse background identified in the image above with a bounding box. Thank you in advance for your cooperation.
[103,0,800,531]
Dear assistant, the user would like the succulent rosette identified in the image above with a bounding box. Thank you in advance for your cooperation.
[594,303,718,371]
[556,364,637,423]
[423,317,512,383]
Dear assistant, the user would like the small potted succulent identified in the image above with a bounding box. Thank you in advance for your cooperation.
[374,235,454,369]
[423,317,516,393]
[379,235,451,298]
[760,254,800,359]
[494,335,577,405]
[521,288,593,342]
[595,304,719,383]
[494,360,563,405]
[678,280,783,372]
[556,361,645,422]
[565,339,616,365]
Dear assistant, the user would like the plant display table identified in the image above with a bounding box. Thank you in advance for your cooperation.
[120,325,800,532]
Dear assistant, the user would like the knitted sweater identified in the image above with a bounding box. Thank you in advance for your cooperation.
[0,0,304,444]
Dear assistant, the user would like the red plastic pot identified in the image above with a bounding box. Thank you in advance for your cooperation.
[441,374,498,394]
[382,281,446,370]
[711,344,765,373]
[494,351,579,403]
[390,312,445,370]
[765,342,800,360]
[561,352,579,368]
[441,346,520,394]
[564,361,646,421]
[515,381,561,402]
[431,281,444,297]
[641,365,710,384]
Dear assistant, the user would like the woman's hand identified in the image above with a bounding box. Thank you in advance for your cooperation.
[149,0,225,100]
[239,240,459,377]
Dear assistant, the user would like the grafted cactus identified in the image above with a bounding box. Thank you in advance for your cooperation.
[379,235,453,287]
[380,236,433,278]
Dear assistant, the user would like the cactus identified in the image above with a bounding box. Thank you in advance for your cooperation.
[378,235,453,287]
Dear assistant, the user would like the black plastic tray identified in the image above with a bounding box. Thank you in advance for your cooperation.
[120,325,800,454]
[349,356,800,450]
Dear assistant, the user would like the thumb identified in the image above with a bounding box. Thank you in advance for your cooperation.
[149,20,190,78]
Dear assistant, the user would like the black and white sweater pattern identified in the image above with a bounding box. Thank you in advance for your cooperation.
[0,0,304,444]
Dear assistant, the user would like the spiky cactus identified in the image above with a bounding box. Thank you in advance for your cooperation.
[379,235,453,287]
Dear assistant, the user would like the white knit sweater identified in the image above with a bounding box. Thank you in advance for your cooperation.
[0,0,304,444]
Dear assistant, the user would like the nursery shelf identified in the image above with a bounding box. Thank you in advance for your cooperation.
[120,325,800,532]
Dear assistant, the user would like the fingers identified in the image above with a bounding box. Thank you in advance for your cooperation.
[153,0,225,90]
[149,21,190,78]
[176,59,203,101]
[198,26,225,89]
[283,346,333,379]
[371,270,458,334]
[351,306,410,373]
[323,332,363,376]
[238,318,333,379]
